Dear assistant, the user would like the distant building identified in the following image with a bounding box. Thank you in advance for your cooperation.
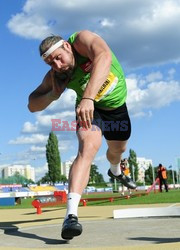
[137,157,153,182]
[177,157,180,169]
[1,165,35,182]
[61,161,72,179]
[61,160,96,180]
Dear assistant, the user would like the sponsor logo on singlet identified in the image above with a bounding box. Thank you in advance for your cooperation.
[78,71,118,102]
[80,60,92,73]
[95,72,118,102]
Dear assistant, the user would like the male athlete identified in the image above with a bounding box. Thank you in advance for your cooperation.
[28,30,136,240]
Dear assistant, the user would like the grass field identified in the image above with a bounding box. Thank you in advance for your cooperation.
[0,189,180,209]
[81,189,180,206]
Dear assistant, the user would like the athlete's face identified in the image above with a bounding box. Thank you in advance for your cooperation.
[45,42,75,73]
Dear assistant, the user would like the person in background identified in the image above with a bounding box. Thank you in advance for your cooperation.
[157,163,168,192]
[120,158,132,196]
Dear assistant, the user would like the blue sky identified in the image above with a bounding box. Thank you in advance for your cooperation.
[0,0,180,181]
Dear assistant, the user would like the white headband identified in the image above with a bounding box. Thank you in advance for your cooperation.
[41,40,64,60]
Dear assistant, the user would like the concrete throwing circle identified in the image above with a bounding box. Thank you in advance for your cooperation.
[1,218,180,249]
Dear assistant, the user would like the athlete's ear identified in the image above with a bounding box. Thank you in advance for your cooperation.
[63,41,71,52]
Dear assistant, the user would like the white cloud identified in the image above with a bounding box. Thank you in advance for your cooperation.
[22,111,75,134]
[30,145,46,152]
[7,13,52,39]
[145,80,180,108]
[9,134,48,145]
[34,162,48,180]
[14,70,180,148]
[22,121,38,133]
[145,72,163,82]
[9,88,77,165]
[126,73,180,117]
[99,18,115,27]
[22,89,76,134]
[7,0,180,68]
[5,137,73,170]
[168,68,176,80]
[47,89,76,112]
[94,154,106,162]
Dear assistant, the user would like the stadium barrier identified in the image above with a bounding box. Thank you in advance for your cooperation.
[32,191,67,214]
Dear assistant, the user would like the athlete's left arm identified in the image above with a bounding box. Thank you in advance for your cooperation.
[73,30,112,127]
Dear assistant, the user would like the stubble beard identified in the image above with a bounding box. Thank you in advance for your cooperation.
[55,56,75,81]
[59,51,75,75]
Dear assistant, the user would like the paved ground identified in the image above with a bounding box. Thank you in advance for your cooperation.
[0,203,180,250]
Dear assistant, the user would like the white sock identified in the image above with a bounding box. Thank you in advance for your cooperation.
[110,163,121,176]
[65,192,81,219]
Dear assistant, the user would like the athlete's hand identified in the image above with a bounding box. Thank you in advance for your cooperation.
[76,99,94,129]
[49,69,68,99]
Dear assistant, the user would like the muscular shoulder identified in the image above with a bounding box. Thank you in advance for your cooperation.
[75,30,99,42]
[73,30,111,59]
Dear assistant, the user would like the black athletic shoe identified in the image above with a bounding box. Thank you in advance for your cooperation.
[61,214,82,240]
[108,169,137,189]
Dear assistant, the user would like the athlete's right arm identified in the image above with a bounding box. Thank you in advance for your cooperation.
[28,70,66,112]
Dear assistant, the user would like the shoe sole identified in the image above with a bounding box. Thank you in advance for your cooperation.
[61,227,82,240]
[119,180,136,189]
[108,170,136,189]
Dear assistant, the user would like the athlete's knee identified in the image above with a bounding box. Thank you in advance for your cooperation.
[107,144,126,155]
[120,144,126,154]
[80,140,101,156]
[78,130,102,152]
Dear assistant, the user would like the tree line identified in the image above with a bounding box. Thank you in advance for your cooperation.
[1,132,177,186]
[41,133,139,186]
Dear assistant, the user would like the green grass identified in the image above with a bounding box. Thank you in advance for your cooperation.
[0,197,35,209]
[81,189,180,206]
[0,189,180,209]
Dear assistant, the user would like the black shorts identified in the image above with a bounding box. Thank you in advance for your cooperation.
[77,103,131,141]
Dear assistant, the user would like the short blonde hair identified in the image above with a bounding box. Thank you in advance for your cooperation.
[39,35,63,56]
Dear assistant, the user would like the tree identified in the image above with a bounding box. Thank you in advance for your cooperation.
[128,149,139,181]
[167,169,177,184]
[0,172,34,185]
[145,164,154,185]
[59,174,68,184]
[37,172,67,184]
[88,164,105,185]
[89,164,98,184]
[37,172,51,184]
[46,132,61,184]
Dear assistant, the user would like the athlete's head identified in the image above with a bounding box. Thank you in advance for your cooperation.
[39,35,75,73]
